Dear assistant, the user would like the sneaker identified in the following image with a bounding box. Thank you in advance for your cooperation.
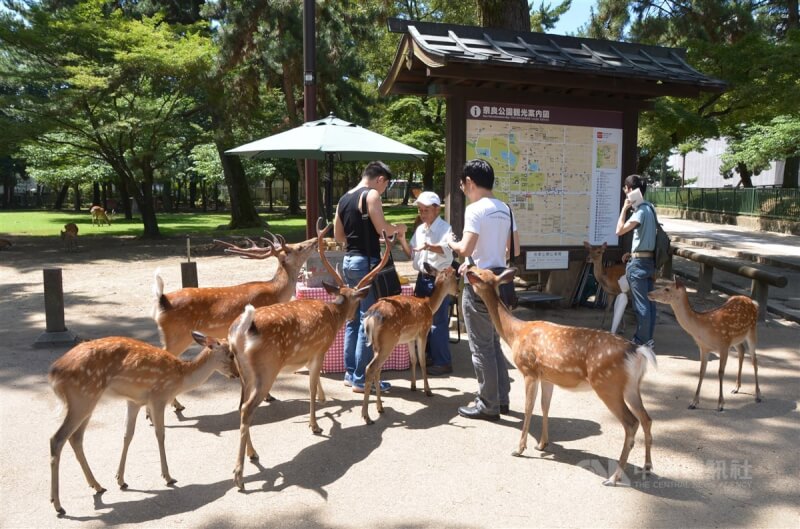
[352,380,391,394]
[343,372,353,387]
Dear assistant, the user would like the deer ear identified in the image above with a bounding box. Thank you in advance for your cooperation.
[321,281,341,296]
[602,242,608,249]
[192,331,218,347]
[497,268,516,284]
[423,262,436,276]
[465,270,480,286]
[583,241,590,249]
[675,278,685,289]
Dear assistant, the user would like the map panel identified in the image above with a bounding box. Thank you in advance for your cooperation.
[466,103,622,248]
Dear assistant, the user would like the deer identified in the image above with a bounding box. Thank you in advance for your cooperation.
[0,238,12,250]
[228,218,395,491]
[360,262,459,424]
[648,279,760,411]
[48,332,239,515]
[584,242,628,333]
[90,205,111,226]
[60,223,79,252]
[151,233,317,413]
[464,266,656,486]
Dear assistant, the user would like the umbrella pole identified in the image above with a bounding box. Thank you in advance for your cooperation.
[326,154,334,221]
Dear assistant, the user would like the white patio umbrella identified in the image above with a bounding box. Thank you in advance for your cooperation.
[226,113,427,220]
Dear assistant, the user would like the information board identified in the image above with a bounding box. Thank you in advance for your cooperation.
[466,102,623,247]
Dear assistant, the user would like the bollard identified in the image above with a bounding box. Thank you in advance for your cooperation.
[34,268,78,347]
[181,261,198,288]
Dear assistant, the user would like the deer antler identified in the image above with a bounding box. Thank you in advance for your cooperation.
[316,217,344,286]
[356,230,396,289]
[213,238,278,260]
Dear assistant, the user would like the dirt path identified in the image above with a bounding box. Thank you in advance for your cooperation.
[1,236,798,528]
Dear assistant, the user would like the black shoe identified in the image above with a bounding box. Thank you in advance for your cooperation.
[499,404,509,414]
[427,364,453,376]
[458,405,500,421]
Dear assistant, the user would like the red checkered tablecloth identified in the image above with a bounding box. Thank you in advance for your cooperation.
[295,284,413,373]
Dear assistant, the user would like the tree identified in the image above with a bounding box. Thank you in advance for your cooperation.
[721,116,800,188]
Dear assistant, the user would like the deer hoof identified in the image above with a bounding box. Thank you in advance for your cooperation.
[755,396,762,403]
[731,388,740,394]
[55,506,66,516]
[119,482,128,490]
[535,442,548,452]
[249,453,259,462]
[602,478,618,487]
[410,384,417,392]
[511,449,523,457]
[364,417,374,425]
[310,425,322,435]
[688,403,697,410]
[425,390,433,397]
[717,405,724,412]
[165,477,177,486]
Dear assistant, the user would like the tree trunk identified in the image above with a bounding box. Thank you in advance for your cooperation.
[73,183,81,211]
[737,162,754,188]
[137,168,161,238]
[119,181,133,220]
[215,140,261,228]
[92,182,100,206]
[477,0,531,31]
[53,183,69,210]
[162,179,174,212]
[783,156,799,188]
[288,172,300,214]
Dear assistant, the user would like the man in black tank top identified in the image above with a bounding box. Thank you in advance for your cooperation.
[333,161,410,393]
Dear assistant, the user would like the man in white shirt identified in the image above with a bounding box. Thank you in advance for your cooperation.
[448,160,520,421]
[410,191,455,375]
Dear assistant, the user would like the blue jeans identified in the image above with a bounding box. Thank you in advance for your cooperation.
[626,257,656,345]
[462,284,510,414]
[342,254,379,386]
[414,273,452,367]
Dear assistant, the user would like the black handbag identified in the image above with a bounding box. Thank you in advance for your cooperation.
[498,203,518,309]
[361,191,402,299]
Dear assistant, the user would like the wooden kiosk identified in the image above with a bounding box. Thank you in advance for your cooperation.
[380,18,726,302]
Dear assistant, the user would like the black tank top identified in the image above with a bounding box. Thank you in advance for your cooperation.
[337,189,380,257]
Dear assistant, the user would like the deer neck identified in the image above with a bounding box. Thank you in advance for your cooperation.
[480,287,523,346]
[426,282,450,313]
[669,292,703,335]
[175,348,221,395]
[590,259,613,290]
[268,264,293,294]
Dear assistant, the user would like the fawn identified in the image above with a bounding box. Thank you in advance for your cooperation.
[49,333,238,515]
[649,279,760,411]
[584,242,627,332]
[60,223,79,252]
[465,266,656,486]
[90,205,111,226]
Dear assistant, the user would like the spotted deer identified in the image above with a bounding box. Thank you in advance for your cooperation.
[49,333,238,515]
[465,266,656,486]
[151,233,316,411]
[60,223,79,252]
[228,219,395,491]
[584,242,627,331]
[360,262,459,424]
[90,205,111,226]
[649,279,760,411]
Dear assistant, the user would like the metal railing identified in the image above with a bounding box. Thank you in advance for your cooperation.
[648,187,800,220]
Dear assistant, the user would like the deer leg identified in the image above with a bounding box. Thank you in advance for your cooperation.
[418,336,432,397]
[748,332,762,403]
[716,348,730,412]
[149,403,176,485]
[601,293,615,329]
[513,375,539,457]
[116,401,141,489]
[732,343,746,395]
[537,381,554,451]
[625,381,653,474]
[50,400,100,515]
[690,347,711,409]
[234,376,274,490]
[408,341,418,392]
[307,358,324,434]
[362,352,385,425]
[597,391,639,486]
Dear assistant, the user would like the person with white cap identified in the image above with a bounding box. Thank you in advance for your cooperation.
[410,191,455,375]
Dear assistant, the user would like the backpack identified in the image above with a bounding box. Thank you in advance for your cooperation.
[644,203,671,270]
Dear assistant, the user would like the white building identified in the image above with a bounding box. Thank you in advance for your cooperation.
[667,138,785,187]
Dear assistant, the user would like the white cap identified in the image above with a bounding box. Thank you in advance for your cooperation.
[416,191,441,206]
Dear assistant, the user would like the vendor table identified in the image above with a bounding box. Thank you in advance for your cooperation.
[294,284,413,373]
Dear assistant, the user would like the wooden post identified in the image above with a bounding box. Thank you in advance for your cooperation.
[697,263,714,295]
[181,262,198,288]
[750,279,769,321]
[35,268,77,347]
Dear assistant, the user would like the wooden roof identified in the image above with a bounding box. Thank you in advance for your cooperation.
[380,18,726,101]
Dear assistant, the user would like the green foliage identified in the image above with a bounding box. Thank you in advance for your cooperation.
[721,115,800,173]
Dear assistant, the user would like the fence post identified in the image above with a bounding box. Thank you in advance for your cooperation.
[181,236,198,288]
[750,280,769,321]
[34,268,78,347]
[697,263,714,295]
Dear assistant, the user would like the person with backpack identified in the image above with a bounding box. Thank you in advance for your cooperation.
[615,174,657,349]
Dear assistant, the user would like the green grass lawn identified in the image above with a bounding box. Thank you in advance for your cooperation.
[0,205,419,242]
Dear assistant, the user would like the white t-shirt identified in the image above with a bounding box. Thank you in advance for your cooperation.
[410,216,454,273]
[463,197,517,269]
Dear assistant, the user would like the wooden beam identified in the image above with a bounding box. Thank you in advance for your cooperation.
[446,94,466,239]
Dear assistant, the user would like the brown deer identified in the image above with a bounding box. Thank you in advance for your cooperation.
[49,333,239,515]
[228,219,395,491]
[465,266,656,486]
[584,242,627,332]
[0,238,12,250]
[648,279,760,411]
[90,205,111,226]
[60,223,79,252]
[360,262,459,424]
